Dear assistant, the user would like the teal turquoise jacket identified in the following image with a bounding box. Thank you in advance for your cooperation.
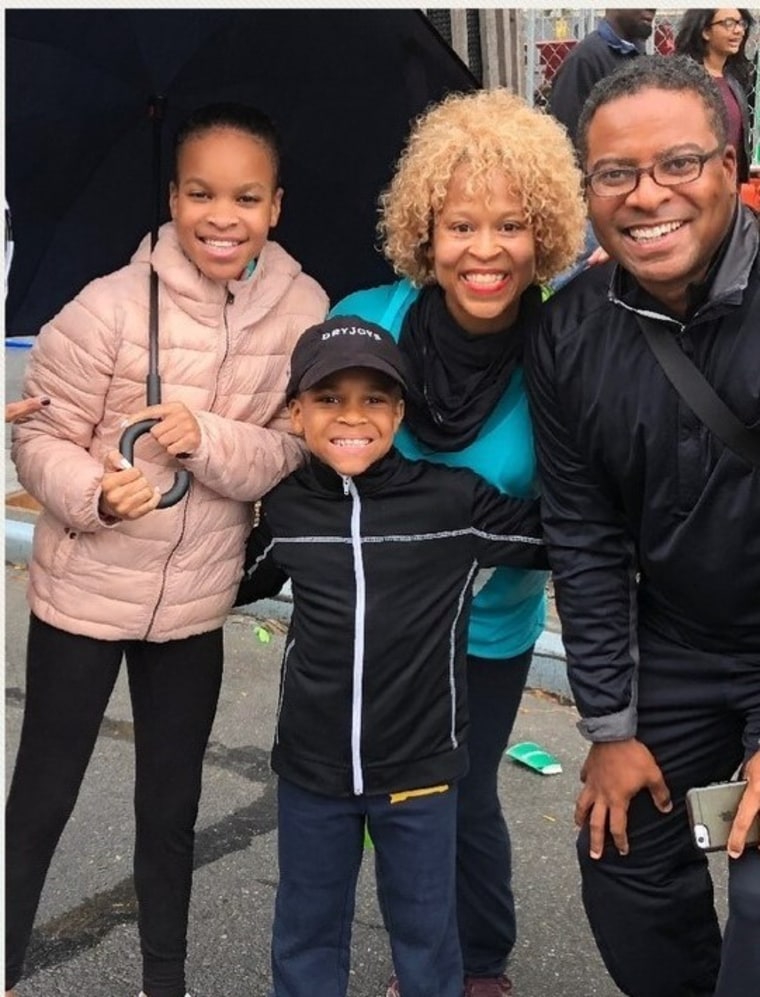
[330,279,548,660]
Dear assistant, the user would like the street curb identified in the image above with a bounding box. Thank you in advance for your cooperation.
[5,518,34,567]
[4,518,572,702]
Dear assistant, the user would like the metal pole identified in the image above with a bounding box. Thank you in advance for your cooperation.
[524,8,536,107]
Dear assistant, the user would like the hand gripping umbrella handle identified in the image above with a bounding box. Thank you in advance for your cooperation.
[119,419,191,509]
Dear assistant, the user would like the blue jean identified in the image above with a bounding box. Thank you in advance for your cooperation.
[272,777,463,997]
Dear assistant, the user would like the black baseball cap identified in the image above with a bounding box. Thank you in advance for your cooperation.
[286,316,408,402]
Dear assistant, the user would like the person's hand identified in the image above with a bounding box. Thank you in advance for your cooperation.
[99,450,161,521]
[122,401,201,457]
[727,749,760,858]
[585,246,610,268]
[575,738,672,859]
[5,396,49,423]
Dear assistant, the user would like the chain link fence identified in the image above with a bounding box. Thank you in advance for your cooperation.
[523,9,760,158]
[423,9,760,161]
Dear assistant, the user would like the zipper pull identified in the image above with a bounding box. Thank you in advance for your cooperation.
[342,475,351,496]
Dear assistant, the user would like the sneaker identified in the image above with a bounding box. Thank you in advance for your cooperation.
[464,976,514,997]
[385,974,401,997]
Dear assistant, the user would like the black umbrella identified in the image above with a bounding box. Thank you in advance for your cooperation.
[6,8,477,337]
[6,8,476,506]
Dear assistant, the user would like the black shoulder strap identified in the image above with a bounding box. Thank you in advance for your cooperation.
[635,314,760,467]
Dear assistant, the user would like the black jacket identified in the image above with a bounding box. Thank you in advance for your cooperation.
[548,25,641,147]
[242,449,545,797]
[526,205,760,742]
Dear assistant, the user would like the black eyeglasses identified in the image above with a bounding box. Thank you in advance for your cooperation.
[584,148,722,198]
[709,17,748,31]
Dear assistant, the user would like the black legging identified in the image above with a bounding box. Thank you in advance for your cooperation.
[456,650,532,977]
[5,614,223,997]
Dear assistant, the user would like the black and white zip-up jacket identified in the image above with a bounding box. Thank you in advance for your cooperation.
[239,447,546,798]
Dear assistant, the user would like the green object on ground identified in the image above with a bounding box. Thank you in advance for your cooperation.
[254,626,271,644]
[506,740,562,775]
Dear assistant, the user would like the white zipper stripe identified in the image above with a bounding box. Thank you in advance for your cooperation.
[275,639,295,745]
[242,538,275,579]
[347,479,366,796]
[448,562,479,747]
[610,294,685,331]
[469,529,543,545]
[274,530,472,544]
[274,528,542,545]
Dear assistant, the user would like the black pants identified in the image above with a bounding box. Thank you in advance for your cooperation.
[456,651,532,978]
[5,614,224,997]
[578,626,760,997]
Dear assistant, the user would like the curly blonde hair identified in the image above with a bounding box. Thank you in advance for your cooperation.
[379,88,586,286]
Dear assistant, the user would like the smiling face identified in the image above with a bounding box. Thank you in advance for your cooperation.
[430,166,537,335]
[703,9,747,60]
[289,369,405,478]
[169,127,282,282]
[585,87,737,314]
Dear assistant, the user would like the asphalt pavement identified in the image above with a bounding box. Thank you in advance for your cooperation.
[5,559,637,997]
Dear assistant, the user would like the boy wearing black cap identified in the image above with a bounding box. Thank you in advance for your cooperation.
[240,317,545,997]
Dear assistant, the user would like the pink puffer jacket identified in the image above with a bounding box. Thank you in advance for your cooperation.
[12,223,328,642]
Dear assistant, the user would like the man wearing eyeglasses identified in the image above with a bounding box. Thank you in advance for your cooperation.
[527,55,760,997]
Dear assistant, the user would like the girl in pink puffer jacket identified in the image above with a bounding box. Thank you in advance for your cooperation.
[7,102,328,997]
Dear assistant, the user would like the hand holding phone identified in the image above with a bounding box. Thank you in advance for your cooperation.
[685,780,760,852]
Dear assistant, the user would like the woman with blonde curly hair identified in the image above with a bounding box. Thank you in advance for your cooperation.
[331,87,585,997]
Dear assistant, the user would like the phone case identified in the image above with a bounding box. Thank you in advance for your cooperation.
[685,780,760,852]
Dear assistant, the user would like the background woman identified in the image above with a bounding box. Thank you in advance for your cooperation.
[331,88,585,997]
[675,8,755,182]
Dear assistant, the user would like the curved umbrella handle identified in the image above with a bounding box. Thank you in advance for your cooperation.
[119,419,191,509]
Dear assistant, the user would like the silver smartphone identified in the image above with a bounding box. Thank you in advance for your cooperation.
[685,780,760,852]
